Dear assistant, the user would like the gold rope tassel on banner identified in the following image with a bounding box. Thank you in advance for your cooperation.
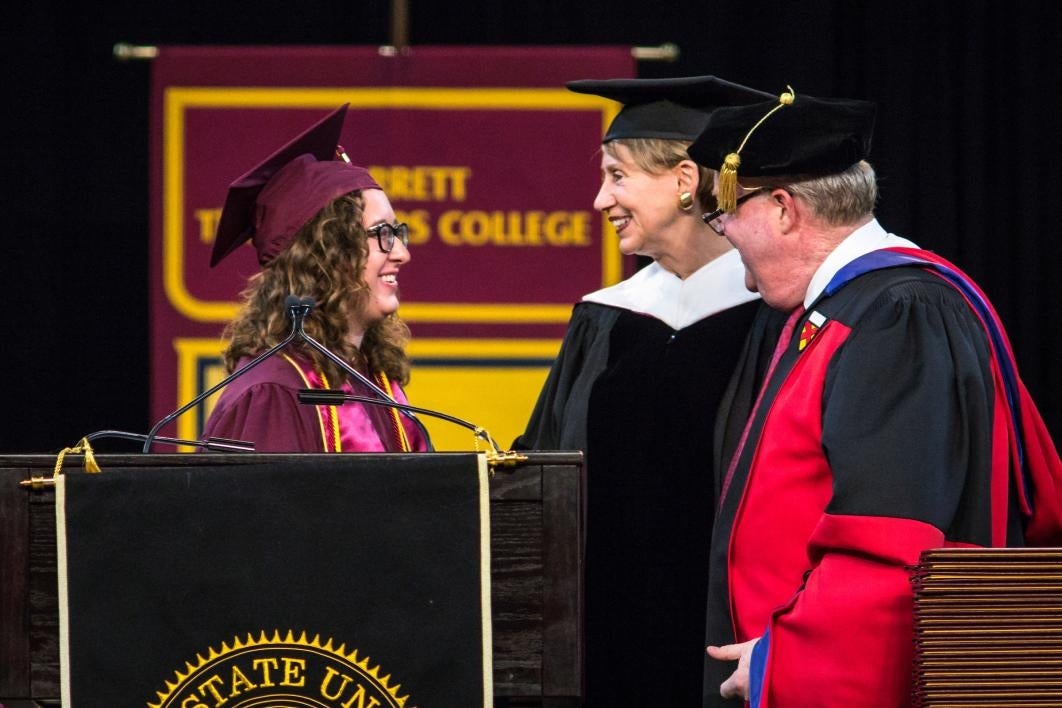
[718,86,796,213]
[53,437,102,477]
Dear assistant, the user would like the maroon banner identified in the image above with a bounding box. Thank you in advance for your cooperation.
[150,46,634,448]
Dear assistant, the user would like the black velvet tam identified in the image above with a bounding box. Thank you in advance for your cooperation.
[566,75,772,143]
[689,89,876,178]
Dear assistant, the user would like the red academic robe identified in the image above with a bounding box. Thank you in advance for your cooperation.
[706,249,1060,707]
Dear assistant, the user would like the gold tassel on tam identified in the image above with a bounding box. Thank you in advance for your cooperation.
[717,153,742,212]
[718,86,797,213]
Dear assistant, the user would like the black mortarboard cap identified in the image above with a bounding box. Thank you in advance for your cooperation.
[566,76,774,142]
[688,87,876,211]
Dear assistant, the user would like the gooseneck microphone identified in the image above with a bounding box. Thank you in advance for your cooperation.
[140,295,313,452]
[285,297,435,451]
[297,390,498,452]
[84,430,254,453]
[141,295,434,452]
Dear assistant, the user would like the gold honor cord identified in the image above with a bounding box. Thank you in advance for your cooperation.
[376,371,412,453]
[318,369,342,453]
[718,86,796,213]
[281,353,341,453]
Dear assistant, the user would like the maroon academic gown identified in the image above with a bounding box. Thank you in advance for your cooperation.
[202,354,427,453]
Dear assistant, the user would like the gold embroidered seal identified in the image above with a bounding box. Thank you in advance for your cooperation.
[147,629,410,707]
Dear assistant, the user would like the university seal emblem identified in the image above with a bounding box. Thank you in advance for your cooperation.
[148,629,410,707]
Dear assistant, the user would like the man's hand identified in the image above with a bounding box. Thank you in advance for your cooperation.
[706,638,759,700]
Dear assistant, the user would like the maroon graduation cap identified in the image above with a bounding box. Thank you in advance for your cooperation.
[210,104,381,267]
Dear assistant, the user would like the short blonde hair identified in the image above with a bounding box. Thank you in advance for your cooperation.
[604,137,717,211]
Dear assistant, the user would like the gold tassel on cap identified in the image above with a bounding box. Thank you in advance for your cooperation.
[717,153,742,213]
[718,86,797,213]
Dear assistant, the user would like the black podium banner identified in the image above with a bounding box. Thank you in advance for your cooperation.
[55,454,492,707]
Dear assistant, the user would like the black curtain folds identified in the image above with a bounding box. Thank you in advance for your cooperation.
[3,0,1058,452]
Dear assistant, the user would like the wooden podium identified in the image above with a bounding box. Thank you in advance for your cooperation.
[0,452,584,706]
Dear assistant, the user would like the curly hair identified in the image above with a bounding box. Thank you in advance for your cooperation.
[222,191,412,386]
[603,137,717,211]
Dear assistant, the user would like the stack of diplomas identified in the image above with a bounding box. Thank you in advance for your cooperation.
[912,548,1062,706]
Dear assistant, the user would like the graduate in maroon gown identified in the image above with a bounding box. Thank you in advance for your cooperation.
[202,105,427,453]
[687,88,1061,706]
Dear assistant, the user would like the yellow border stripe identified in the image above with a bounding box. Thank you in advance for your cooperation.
[163,87,621,324]
[57,476,72,707]
[399,303,574,323]
[173,338,226,446]
[408,338,561,358]
[170,86,617,110]
[477,453,494,705]
[280,353,333,452]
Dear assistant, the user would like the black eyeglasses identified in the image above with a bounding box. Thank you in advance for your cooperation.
[701,188,767,236]
[367,222,410,253]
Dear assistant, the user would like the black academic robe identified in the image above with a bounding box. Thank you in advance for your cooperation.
[517,252,773,705]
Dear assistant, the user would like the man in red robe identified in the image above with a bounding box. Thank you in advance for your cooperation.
[688,88,1061,707]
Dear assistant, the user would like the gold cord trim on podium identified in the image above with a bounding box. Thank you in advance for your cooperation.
[486,449,528,473]
[20,437,101,489]
[53,438,101,476]
[21,435,530,484]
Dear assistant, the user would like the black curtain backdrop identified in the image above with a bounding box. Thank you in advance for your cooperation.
[3,0,1059,453]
